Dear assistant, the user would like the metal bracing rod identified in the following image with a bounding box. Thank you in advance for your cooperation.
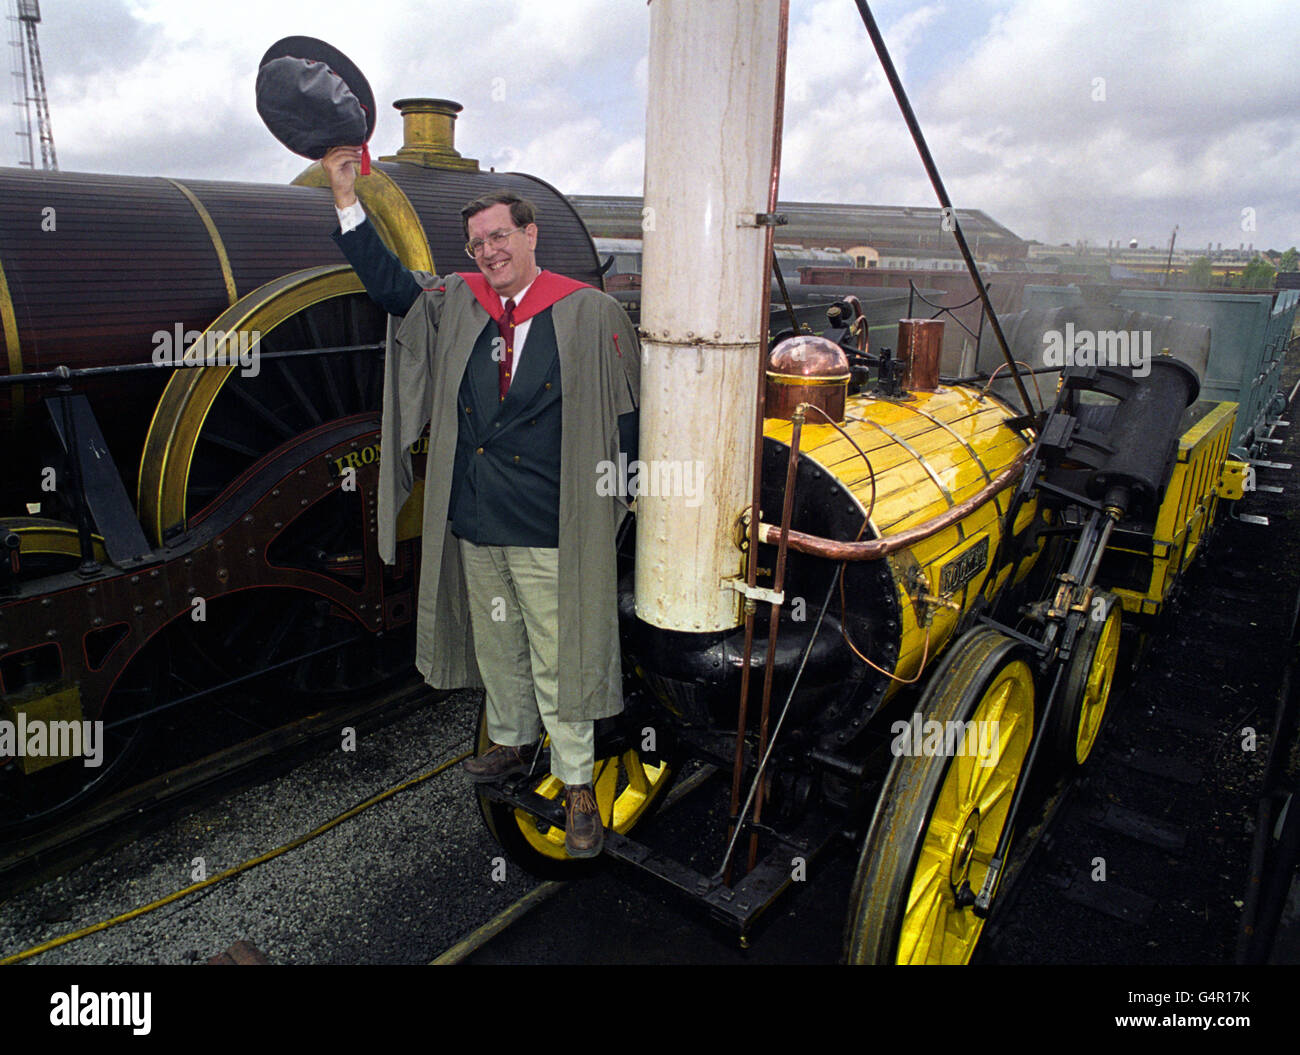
[0,341,386,387]
[852,0,1035,420]
[945,362,1071,384]
[747,405,805,872]
[772,253,800,335]
[971,659,1066,915]
[715,561,843,884]
[101,635,365,731]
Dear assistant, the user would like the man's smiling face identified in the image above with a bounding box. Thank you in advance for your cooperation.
[468,202,539,299]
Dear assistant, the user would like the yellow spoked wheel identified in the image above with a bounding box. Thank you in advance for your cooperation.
[844,626,1035,964]
[474,704,676,878]
[1049,590,1122,769]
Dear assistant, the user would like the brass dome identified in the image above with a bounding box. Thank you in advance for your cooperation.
[765,335,850,423]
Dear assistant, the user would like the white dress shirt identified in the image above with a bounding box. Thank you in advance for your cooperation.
[337,200,537,389]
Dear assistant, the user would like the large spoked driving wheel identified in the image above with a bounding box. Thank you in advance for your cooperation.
[0,642,162,837]
[1048,590,1121,769]
[138,266,384,544]
[474,701,676,879]
[136,268,417,702]
[844,627,1035,964]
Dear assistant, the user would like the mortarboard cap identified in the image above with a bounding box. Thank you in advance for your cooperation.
[256,36,376,173]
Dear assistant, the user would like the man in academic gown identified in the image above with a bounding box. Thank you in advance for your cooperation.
[322,145,640,858]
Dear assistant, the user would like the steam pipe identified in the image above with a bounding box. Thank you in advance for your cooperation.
[748,402,802,872]
[727,0,791,883]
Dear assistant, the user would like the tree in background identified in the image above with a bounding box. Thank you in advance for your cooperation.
[1186,256,1213,287]
[1238,257,1277,289]
[1278,247,1299,273]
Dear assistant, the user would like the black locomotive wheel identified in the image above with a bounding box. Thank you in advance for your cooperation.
[474,700,677,880]
[138,267,386,545]
[0,643,160,837]
[1046,590,1122,770]
[138,269,420,703]
[175,588,415,706]
[178,302,385,528]
[844,626,1035,964]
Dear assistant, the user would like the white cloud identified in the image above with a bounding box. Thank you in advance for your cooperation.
[18,0,1300,249]
[921,0,1300,245]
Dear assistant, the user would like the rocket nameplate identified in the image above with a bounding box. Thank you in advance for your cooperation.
[940,535,989,595]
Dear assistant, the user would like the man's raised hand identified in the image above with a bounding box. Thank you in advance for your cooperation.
[322,145,363,209]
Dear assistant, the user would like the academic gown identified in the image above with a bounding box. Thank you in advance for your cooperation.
[375,270,640,722]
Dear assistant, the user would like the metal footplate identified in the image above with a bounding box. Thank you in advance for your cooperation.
[480,778,843,934]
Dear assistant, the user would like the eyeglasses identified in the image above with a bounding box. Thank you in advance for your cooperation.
[465,227,524,258]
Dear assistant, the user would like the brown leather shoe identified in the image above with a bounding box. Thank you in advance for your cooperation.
[564,783,604,858]
[463,741,537,783]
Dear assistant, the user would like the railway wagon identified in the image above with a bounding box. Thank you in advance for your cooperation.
[1020,283,1299,459]
[0,98,600,832]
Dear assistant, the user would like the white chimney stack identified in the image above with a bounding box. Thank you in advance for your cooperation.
[635,0,785,632]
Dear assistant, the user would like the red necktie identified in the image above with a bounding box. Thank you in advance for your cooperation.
[498,298,516,401]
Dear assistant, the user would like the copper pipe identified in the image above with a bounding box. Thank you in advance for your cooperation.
[726,0,790,884]
[757,447,1031,560]
[747,405,802,871]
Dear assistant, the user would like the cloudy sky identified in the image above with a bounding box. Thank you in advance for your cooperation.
[18,0,1300,251]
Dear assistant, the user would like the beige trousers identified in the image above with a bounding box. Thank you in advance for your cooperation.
[457,539,594,786]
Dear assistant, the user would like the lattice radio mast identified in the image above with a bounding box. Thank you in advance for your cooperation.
[9,0,56,170]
